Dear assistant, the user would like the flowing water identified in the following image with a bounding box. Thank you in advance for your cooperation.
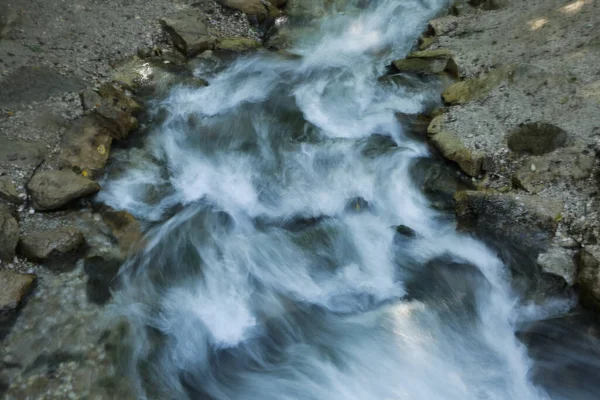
[97,0,599,399]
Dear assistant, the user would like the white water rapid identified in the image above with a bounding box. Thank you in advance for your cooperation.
[98,1,563,399]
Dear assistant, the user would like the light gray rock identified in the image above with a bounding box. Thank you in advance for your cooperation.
[0,176,22,204]
[513,147,594,193]
[0,271,36,322]
[537,247,576,285]
[27,170,100,211]
[160,9,216,58]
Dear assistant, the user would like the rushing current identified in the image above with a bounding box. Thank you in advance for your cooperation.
[97,0,599,399]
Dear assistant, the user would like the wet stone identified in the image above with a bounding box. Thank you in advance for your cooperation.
[27,170,101,211]
[0,176,23,204]
[0,205,19,262]
[0,271,36,337]
[19,227,85,264]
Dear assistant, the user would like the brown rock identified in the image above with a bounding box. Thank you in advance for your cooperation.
[59,115,113,177]
[19,227,85,263]
[102,209,143,255]
[98,84,141,113]
[217,0,276,21]
[0,206,19,262]
[27,170,100,211]
[442,66,512,105]
[217,37,263,52]
[93,105,138,140]
[392,49,459,79]
[430,131,482,176]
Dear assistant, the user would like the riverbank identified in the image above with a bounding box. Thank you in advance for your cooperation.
[417,0,600,308]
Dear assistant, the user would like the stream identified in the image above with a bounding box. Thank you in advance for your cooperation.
[97,1,600,399]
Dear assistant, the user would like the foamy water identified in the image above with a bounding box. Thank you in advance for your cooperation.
[99,1,556,399]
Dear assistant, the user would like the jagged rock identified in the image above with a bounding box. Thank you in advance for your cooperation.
[411,157,474,212]
[0,206,19,262]
[27,170,100,211]
[0,271,36,326]
[427,115,445,136]
[507,122,567,155]
[19,227,84,263]
[513,147,594,193]
[217,37,262,52]
[0,176,22,204]
[93,105,138,140]
[428,15,459,36]
[59,115,113,177]
[576,249,600,311]
[537,247,576,286]
[395,225,417,238]
[160,10,216,58]
[430,131,482,176]
[102,209,143,255]
[392,49,459,79]
[418,36,436,50]
[0,138,44,167]
[345,197,369,213]
[80,88,103,111]
[442,66,512,105]
[98,84,141,113]
[455,191,563,253]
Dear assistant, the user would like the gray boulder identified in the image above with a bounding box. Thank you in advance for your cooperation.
[0,271,36,331]
[513,147,594,193]
[160,9,216,58]
[27,170,100,211]
[19,227,85,263]
[455,191,563,253]
[537,247,576,286]
[576,249,600,311]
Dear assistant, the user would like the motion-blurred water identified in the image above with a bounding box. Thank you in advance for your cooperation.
[98,1,600,399]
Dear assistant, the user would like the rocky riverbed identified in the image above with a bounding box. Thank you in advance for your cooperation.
[1,0,600,398]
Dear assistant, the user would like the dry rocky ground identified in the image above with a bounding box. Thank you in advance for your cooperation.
[1,0,600,398]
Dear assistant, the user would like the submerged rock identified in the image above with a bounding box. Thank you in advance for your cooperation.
[0,176,22,204]
[160,10,216,58]
[27,170,100,211]
[395,225,417,238]
[455,191,563,253]
[19,227,85,264]
[411,157,474,212]
[430,131,482,177]
[576,249,600,311]
[442,66,512,105]
[513,147,594,193]
[537,247,576,286]
[101,209,143,255]
[345,197,369,213]
[59,115,113,178]
[507,122,568,155]
[0,206,19,262]
[391,49,459,79]
[97,84,141,113]
[0,271,36,334]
